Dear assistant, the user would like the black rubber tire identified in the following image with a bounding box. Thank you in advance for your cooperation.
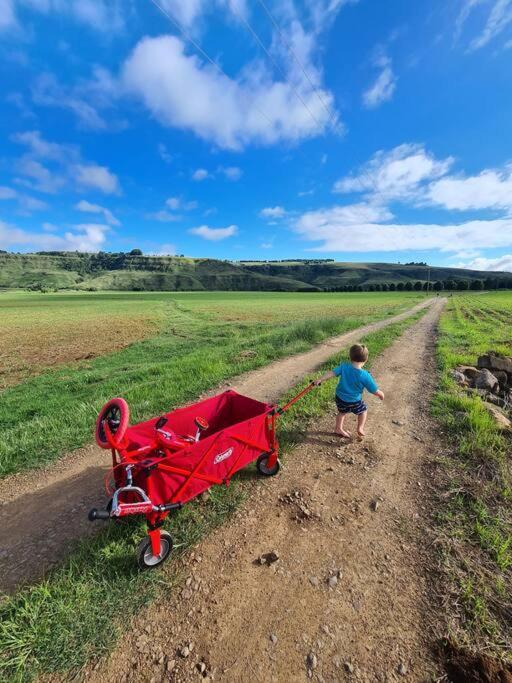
[256,453,280,476]
[136,530,173,570]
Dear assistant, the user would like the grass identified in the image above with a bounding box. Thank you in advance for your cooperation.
[0,291,423,478]
[0,308,426,682]
[431,292,512,659]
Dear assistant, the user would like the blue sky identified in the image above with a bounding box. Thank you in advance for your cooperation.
[1,0,512,271]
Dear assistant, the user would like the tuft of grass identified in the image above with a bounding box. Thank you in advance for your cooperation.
[0,309,426,682]
[431,292,512,659]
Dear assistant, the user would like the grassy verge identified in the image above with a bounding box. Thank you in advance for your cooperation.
[431,293,512,659]
[0,293,423,478]
[0,308,426,682]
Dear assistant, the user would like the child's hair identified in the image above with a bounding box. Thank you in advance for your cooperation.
[349,344,369,363]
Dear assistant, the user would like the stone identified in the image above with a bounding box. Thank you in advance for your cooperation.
[197,662,207,674]
[309,576,320,587]
[474,368,498,392]
[478,354,512,374]
[493,370,508,386]
[370,499,380,512]
[483,402,512,431]
[180,646,190,658]
[306,652,318,670]
[167,659,176,672]
[344,661,354,674]
[327,575,338,588]
[451,369,467,385]
[398,661,408,676]
[258,551,279,565]
[270,633,278,644]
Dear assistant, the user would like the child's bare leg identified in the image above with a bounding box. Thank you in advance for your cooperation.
[357,410,367,438]
[335,412,351,437]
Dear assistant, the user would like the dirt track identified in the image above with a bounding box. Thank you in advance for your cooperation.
[85,298,446,682]
[0,298,434,594]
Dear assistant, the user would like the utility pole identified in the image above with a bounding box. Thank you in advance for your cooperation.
[426,266,431,295]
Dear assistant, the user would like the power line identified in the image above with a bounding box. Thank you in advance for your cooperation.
[147,0,274,127]
[228,3,327,131]
[255,0,337,130]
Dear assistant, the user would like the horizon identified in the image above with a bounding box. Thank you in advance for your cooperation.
[1,1,512,272]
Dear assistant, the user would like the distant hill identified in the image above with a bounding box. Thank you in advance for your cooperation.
[0,251,510,292]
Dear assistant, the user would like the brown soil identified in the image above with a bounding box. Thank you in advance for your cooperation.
[0,299,433,595]
[81,299,448,682]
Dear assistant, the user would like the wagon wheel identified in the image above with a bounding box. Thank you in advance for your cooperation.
[256,453,280,476]
[95,398,130,449]
[136,531,173,570]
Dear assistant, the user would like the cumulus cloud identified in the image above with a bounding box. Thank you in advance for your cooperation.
[428,165,512,211]
[293,143,512,258]
[362,53,397,109]
[189,224,238,240]
[11,130,121,195]
[121,34,335,150]
[334,144,453,200]
[0,220,109,252]
[218,165,242,181]
[75,199,120,225]
[192,168,210,181]
[145,210,182,222]
[260,206,287,219]
[458,254,512,272]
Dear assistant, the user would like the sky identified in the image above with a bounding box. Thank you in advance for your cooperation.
[1,0,512,271]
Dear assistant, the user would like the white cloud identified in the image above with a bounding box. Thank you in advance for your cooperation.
[459,254,512,272]
[73,164,120,195]
[192,168,210,181]
[0,220,109,252]
[260,205,287,219]
[189,224,238,240]
[165,196,180,210]
[32,73,107,130]
[218,165,242,181]
[294,207,512,253]
[362,54,397,109]
[75,199,120,226]
[158,143,172,164]
[457,0,512,51]
[334,144,453,199]
[12,130,121,195]
[154,242,177,256]
[146,210,181,222]
[0,186,18,200]
[121,34,335,150]
[428,165,512,211]
[2,0,126,33]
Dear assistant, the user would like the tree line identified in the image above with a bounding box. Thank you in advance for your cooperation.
[324,278,512,292]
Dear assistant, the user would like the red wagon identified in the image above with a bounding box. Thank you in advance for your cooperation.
[89,385,313,569]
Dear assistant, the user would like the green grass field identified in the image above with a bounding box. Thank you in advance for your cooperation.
[0,308,426,682]
[0,290,423,478]
[432,292,512,659]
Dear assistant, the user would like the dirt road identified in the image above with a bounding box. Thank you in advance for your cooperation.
[86,298,446,682]
[0,298,434,594]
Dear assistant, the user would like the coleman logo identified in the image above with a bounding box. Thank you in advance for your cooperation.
[214,447,234,465]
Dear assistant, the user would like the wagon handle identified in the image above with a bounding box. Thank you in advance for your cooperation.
[274,381,316,415]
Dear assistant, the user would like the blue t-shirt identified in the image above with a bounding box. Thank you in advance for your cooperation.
[332,362,378,403]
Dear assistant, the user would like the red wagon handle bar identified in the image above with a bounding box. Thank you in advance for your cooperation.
[274,381,316,415]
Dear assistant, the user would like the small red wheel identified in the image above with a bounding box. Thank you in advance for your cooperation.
[95,397,130,449]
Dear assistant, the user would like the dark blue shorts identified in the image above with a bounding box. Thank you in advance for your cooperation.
[335,396,368,415]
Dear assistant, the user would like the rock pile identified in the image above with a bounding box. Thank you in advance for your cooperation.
[452,353,512,430]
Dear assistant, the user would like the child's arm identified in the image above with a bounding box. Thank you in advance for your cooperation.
[313,370,336,386]
[373,389,385,401]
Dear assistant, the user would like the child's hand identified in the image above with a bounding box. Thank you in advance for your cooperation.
[375,389,385,401]
[313,379,322,386]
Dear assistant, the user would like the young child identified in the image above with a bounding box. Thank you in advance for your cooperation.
[315,343,384,438]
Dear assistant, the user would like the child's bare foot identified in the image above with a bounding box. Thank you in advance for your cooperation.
[334,429,351,438]
[356,428,365,439]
